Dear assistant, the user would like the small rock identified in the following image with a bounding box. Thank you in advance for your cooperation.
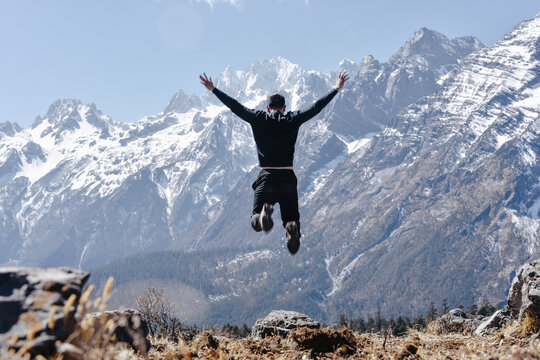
[434,308,481,333]
[474,307,511,336]
[448,308,466,318]
[251,310,320,338]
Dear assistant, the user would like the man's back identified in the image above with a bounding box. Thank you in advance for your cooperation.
[211,87,338,167]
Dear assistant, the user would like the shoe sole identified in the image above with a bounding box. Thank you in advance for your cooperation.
[286,221,300,255]
[259,204,274,232]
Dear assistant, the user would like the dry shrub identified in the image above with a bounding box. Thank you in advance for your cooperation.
[145,336,192,360]
[136,287,183,341]
[500,313,540,348]
[520,311,540,336]
[242,334,284,355]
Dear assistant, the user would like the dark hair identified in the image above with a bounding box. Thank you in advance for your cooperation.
[267,93,285,110]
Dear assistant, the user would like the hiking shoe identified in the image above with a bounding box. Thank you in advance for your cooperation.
[259,203,274,232]
[286,221,301,255]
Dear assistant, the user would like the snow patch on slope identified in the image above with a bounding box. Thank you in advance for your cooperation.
[325,253,363,297]
[508,209,540,255]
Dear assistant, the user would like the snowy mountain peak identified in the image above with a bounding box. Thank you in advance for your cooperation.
[357,55,381,77]
[215,65,246,96]
[411,27,444,42]
[0,121,22,137]
[337,58,361,75]
[499,13,540,53]
[164,88,203,114]
[360,55,376,64]
[388,27,484,69]
[44,98,84,121]
[215,56,311,98]
[31,98,85,130]
[438,14,540,126]
[30,98,113,141]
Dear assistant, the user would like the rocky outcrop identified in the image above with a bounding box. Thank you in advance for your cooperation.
[0,267,89,358]
[251,310,320,338]
[0,267,150,358]
[508,260,540,320]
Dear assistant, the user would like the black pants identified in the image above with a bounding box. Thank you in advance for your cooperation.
[250,169,301,231]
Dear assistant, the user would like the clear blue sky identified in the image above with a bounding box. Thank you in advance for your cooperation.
[1,0,539,127]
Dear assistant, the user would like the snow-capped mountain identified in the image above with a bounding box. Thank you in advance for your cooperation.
[0,27,481,271]
[12,18,540,324]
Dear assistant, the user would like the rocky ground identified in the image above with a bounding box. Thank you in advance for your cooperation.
[5,262,540,359]
[139,325,540,360]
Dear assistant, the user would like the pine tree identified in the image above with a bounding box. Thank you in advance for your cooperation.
[239,324,251,338]
[478,300,496,316]
[441,298,449,314]
[375,306,382,332]
[338,313,349,328]
[350,317,366,332]
[426,301,438,322]
[467,303,478,316]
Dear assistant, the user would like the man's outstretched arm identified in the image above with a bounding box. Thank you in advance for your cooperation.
[199,73,257,123]
[295,71,349,124]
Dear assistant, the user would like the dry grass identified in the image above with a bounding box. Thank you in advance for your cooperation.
[14,277,540,359]
[136,323,540,360]
[19,315,540,359]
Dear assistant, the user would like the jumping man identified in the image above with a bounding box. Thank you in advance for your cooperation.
[200,71,349,254]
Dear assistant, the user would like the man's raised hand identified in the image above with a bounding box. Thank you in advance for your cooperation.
[335,71,349,92]
[199,73,215,91]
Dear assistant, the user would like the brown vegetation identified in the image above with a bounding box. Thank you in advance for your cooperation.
[46,319,540,359]
[13,280,540,359]
[139,326,540,360]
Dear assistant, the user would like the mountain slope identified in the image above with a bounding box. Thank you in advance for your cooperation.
[0,28,481,270]
[309,14,540,318]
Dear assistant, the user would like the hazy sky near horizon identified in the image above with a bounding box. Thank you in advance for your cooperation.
[1,1,539,127]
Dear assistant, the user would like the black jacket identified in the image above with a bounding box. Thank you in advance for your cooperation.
[212,87,338,167]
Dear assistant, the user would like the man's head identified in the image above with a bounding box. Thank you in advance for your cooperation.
[267,93,286,114]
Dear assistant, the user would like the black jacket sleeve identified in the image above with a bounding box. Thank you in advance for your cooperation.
[212,88,258,123]
[293,89,338,125]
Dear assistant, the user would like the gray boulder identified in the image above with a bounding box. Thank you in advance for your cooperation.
[474,307,511,335]
[0,267,89,358]
[251,310,320,338]
[435,308,482,334]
